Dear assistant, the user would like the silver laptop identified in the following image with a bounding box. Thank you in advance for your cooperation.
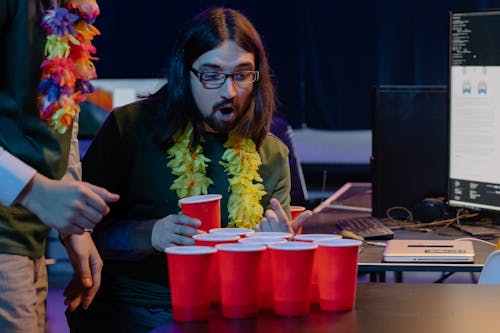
[383,239,475,263]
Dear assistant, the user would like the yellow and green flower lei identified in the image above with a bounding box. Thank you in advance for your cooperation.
[167,124,266,229]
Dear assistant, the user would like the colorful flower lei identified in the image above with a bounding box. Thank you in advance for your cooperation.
[38,0,100,134]
[167,124,266,229]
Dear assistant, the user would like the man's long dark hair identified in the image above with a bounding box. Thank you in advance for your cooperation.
[152,7,276,149]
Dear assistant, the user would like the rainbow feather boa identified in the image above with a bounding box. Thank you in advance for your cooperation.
[38,0,100,134]
[167,125,266,229]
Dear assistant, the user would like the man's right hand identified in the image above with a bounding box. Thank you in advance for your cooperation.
[151,215,204,251]
[18,173,119,235]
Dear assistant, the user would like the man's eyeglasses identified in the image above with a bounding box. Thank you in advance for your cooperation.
[191,68,259,89]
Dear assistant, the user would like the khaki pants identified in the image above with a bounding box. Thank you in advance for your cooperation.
[0,254,47,333]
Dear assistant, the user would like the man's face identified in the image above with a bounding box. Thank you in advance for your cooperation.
[190,40,255,133]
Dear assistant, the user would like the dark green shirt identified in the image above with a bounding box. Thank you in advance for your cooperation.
[82,100,291,307]
[0,0,71,258]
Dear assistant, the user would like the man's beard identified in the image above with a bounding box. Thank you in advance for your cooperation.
[203,100,242,133]
[203,112,237,133]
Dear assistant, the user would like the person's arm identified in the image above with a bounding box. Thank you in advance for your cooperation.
[60,116,105,311]
[0,134,119,236]
[0,146,37,206]
[92,214,203,261]
[62,114,82,182]
[92,218,159,261]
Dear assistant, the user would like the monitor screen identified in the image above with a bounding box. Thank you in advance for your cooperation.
[371,85,448,218]
[448,10,500,212]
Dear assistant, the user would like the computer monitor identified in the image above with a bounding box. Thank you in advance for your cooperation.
[448,10,500,213]
[371,85,448,218]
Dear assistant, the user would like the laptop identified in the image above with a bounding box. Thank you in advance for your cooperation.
[383,239,475,263]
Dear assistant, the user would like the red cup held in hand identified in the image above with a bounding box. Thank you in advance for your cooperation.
[179,194,222,233]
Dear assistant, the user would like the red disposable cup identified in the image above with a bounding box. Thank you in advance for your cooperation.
[238,237,288,244]
[246,231,292,240]
[193,233,240,247]
[209,227,255,238]
[294,234,342,303]
[290,205,306,220]
[290,206,306,235]
[267,242,317,316]
[165,246,217,322]
[315,239,362,311]
[179,194,222,233]
[238,237,287,309]
[193,233,240,303]
[215,243,266,319]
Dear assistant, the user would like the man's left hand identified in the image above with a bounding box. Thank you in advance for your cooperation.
[61,232,103,311]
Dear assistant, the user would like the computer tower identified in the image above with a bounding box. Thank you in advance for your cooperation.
[371,85,448,218]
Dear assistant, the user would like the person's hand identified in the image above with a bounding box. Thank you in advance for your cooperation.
[18,173,119,235]
[256,198,312,235]
[61,232,103,311]
[151,214,205,251]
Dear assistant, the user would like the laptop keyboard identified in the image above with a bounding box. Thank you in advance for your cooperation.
[336,216,394,240]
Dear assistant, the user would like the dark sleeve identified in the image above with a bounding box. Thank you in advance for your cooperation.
[0,0,71,179]
[82,112,159,261]
[82,112,125,194]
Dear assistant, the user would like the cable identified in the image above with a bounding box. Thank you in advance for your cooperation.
[386,206,414,223]
[385,204,478,232]
[437,208,466,233]
[454,237,497,247]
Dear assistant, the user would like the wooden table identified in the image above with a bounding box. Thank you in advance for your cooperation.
[151,283,500,333]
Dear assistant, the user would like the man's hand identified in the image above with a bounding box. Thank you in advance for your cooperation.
[151,215,205,251]
[62,232,103,311]
[256,198,312,234]
[18,173,119,235]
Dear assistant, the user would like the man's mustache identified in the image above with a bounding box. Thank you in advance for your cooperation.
[212,100,239,113]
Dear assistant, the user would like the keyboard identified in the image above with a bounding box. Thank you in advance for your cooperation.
[336,216,394,240]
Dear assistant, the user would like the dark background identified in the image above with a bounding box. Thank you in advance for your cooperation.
[92,1,500,130]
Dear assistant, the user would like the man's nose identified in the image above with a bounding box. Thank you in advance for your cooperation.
[220,77,238,99]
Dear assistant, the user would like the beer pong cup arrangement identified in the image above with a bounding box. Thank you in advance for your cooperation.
[315,239,362,311]
[294,234,342,303]
[267,241,318,316]
[165,246,217,322]
[215,243,266,319]
[179,194,222,233]
[193,233,240,303]
[239,237,287,309]
[209,227,255,237]
[165,234,361,322]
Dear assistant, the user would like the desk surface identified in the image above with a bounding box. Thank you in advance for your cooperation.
[302,182,498,272]
[151,283,500,333]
